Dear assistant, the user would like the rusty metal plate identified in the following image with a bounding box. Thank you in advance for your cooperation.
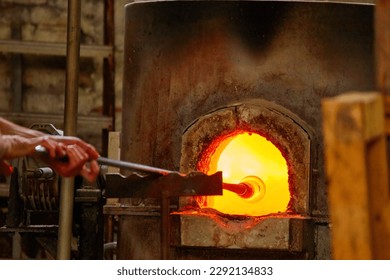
[104,171,223,198]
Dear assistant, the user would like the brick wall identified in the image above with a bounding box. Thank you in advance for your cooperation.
[0,0,109,151]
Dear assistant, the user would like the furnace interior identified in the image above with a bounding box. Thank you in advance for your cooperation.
[119,0,375,259]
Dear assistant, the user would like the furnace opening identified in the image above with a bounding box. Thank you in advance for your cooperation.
[197,131,290,216]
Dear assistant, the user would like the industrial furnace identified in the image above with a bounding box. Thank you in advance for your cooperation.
[116,0,375,259]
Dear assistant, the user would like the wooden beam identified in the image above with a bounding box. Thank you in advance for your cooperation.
[0,183,9,198]
[0,40,112,58]
[0,112,112,131]
[322,92,390,259]
[107,131,121,174]
[383,95,390,134]
[106,131,120,204]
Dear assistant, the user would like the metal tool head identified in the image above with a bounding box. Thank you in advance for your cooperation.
[104,171,223,198]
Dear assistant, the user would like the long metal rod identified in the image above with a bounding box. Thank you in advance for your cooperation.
[223,182,254,199]
[97,157,175,175]
[36,145,255,200]
[97,157,256,198]
[34,147,179,176]
[57,0,81,260]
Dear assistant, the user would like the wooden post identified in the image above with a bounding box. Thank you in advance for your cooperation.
[107,131,121,174]
[322,92,390,259]
[375,0,390,134]
[375,0,390,95]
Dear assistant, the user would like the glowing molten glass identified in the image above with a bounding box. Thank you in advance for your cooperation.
[197,132,290,216]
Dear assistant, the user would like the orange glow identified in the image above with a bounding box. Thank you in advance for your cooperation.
[197,132,290,216]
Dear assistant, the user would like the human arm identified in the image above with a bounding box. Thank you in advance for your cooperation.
[0,118,100,182]
[0,117,44,138]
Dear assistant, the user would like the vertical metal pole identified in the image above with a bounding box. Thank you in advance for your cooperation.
[160,190,170,260]
[102,0,115,158]
[11,19,22,112]
[57,0,81,260]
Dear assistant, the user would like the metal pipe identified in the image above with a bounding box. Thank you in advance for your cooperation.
[37,145,257,200]
[98,157,259,199]
[37,142,258,201]
[97,157,174,175]
[98,157,260,200]
[26,167,54,179]
[223,182,255,199]
[57,0,81,260]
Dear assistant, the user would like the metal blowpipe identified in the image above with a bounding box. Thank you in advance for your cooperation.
[34,145,259,199]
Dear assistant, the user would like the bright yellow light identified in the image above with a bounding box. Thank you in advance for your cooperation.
[197,132,290,216]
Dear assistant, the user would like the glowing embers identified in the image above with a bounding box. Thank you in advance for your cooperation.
[197,131,290,216]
